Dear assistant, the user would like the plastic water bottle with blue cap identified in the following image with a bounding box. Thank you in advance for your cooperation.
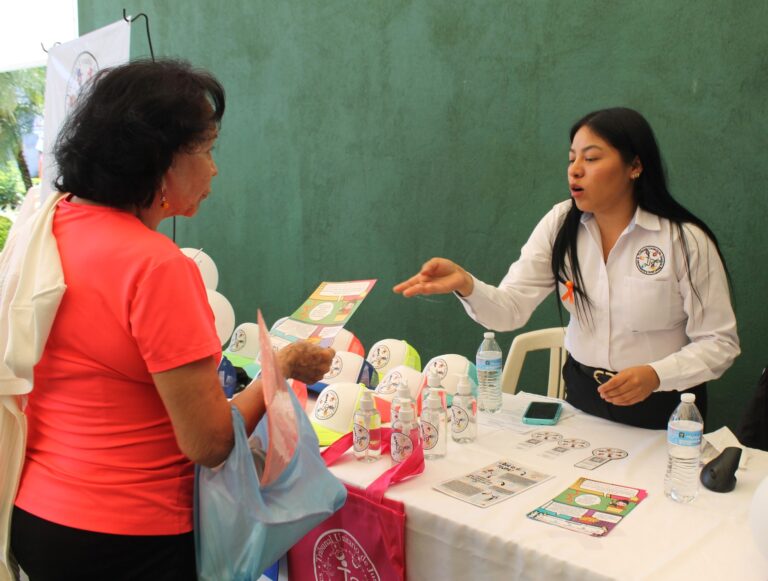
[451,372,477,443]
[353,390,381,463]
[664,393,704,503]
[476,332,503,413]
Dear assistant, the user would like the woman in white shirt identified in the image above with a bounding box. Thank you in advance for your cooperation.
[394,107,739,429]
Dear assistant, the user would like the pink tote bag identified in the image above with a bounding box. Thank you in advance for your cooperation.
[288,428,423,580]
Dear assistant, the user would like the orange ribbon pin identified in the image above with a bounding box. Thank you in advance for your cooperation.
[561,280,574,303]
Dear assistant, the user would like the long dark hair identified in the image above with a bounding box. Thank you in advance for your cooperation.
[54,58,225,209]
[551,107,730,322]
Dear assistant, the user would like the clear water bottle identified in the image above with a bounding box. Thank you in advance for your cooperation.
[420,387,447,459]
[390,380,412,428]
[353,390,381,463]
[451,373,477,443]
[476,332,503,413]
[391,404,420,465]
[664,393,704,503]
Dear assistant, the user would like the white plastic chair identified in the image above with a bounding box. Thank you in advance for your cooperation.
[500,327,568,398]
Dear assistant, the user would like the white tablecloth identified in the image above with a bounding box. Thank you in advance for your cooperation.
[328,393,768,581]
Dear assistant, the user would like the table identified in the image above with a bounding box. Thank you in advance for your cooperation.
[327,393,768,580]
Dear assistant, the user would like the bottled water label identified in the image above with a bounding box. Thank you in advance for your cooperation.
[667,425,702,446]
[476,356,502,371]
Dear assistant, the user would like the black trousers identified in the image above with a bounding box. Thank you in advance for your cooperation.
[10,507,196,581]
[563,355,707,430]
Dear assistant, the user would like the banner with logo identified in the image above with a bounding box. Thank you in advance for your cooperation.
[41,20,130,201]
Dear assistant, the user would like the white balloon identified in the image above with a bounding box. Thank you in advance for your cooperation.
[206,289,235,346]
[180,247,219,290]
[750,475,768,562]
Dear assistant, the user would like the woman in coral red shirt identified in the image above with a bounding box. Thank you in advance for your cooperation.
[9,59,332,580]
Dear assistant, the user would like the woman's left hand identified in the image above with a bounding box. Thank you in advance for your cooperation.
[597,365,660,406]
[277,341,335,384]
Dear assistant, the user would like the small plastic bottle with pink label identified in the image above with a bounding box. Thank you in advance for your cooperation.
[391,404,419,465]
[353,390,381,463]
[451,373,477,444]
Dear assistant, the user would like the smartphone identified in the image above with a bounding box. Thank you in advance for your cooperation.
[522,401,563,425]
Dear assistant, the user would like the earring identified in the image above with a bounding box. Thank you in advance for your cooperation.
[631,172,641,180]
[159,182,169,209]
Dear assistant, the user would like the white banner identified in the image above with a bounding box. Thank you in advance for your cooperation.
[41,20,130,201]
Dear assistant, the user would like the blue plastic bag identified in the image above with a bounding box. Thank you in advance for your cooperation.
[195,386,347,580]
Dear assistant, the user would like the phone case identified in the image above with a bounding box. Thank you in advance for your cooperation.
[522,403,563,425]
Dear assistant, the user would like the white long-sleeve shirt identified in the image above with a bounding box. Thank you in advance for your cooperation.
[460,200,740,392]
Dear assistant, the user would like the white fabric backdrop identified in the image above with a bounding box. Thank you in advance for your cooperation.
[40,19,129,201]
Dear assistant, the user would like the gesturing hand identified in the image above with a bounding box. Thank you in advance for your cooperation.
[277,341,335,384]
[392,257,474,298]
[597,365,660,406]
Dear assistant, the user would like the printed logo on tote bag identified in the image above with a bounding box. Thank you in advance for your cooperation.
[313,529,380,581]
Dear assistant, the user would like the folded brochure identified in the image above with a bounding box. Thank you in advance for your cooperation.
[527,477,647,537]
[270,279,376,349]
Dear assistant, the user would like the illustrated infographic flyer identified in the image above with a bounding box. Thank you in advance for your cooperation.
[270,280,377,348]
[527,477,647,537]
[434,459,553,508]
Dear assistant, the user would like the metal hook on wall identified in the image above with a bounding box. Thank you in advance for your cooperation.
[122,8,155,61]
[121,8,173,238]
[40,41,61,54]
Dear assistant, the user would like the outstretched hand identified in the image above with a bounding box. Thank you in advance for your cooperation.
[597,365,660,406]
[392,257,474,298]
[276,341,335,384]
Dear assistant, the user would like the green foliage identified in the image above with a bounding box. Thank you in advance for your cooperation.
[0,215,12,252]
[0,66,46,199]
[0,158,22,209]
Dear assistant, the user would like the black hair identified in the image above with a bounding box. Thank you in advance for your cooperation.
[54,58,225,209]
[551,107,730,322]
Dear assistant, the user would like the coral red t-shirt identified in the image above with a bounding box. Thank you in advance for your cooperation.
[14,199,222,535]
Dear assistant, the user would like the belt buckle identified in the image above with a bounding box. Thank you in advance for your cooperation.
[593,369,615,385]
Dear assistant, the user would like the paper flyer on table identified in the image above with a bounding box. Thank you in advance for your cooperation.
[270,280,377,348]
[527,477,647,537]
[434,459,553,508]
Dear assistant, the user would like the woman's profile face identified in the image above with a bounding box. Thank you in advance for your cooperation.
[163,131,219,218]
[567,126,639,217]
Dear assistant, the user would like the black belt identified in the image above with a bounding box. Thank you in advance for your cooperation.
[575,361,617,385]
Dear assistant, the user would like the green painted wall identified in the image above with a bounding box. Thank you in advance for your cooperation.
[79,1,768,431]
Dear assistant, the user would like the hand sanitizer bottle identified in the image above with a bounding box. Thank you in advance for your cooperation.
[353,390,381,463]
[423,371,448,417]
[420,387,447,459]
[390,380,412,428]
[391,404,419,465]
[451,372,477,444]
